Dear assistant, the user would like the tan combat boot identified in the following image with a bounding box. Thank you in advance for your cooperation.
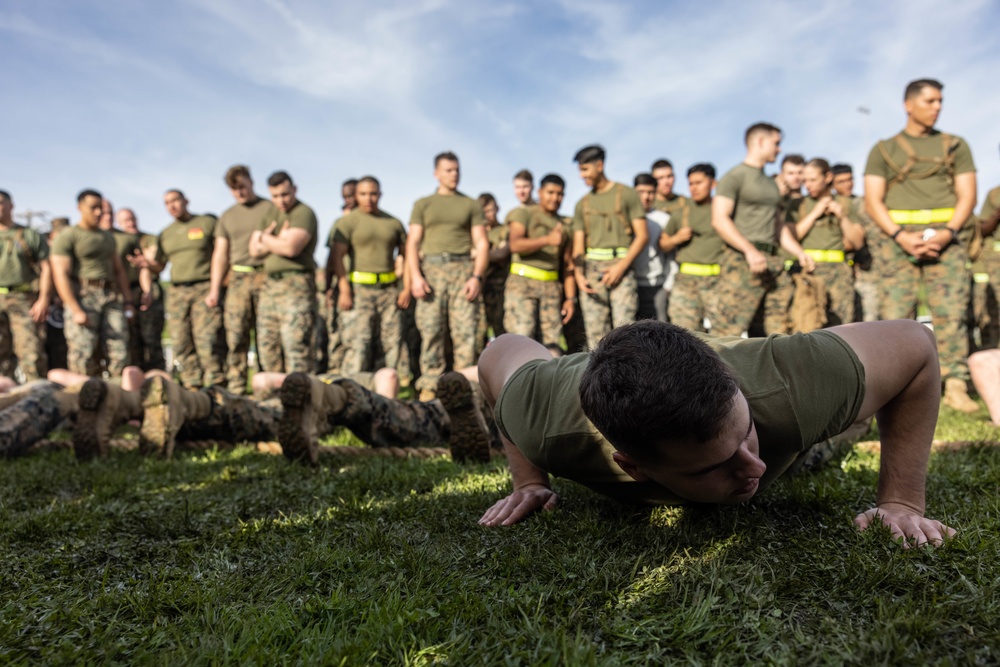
[419,388,436,402]
[139,375,212,459]
[943,377,979,414]
[278,372,345,465]
[436,372,491,463]
[75,379,142,460]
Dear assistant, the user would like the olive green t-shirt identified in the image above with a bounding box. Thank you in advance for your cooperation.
[218,198,276,268]
[0,225,48,287]
[263,201,318,274]
[156,214,217,284]
[410,192,485,255]
[51,225,117,281]
[112,230,143,284]
[332,209,406,274]
[716,163,782,245]
[796,195,859,252]
[486,223,511,280]
[572,182,645,249]
[664,199,723,266]
[495,330,866,505]
[864,130,976,210]
[653,194,689,216]
[509,205,569,272]
[974,186,1000,272]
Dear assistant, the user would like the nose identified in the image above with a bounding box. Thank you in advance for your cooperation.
[736,446,767,479]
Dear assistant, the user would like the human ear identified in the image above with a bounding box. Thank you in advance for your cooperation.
[612,451,650,482]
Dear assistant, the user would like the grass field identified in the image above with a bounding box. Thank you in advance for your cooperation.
[1,407,998,665]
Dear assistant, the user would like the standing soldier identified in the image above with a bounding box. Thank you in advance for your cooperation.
[972,181,1000,349]
[651,158,688,217]
[50,190,134,377]
[832,163,880,322]
[0,190,52,381]
[250,171,318,374]
[207,165,276,394]
[504,173,576,346]
[661,163,724,333]
[116,208,164,370]
[152,190,223,388]
[571,144,648,348]
[864,78,978,412]
[479,192,509,346]
[759,154,806,335]
[406,151,489,401]
[711,123,814,337]
[323,178,359,373]
[631,173,670,321]
[44,218,70,371]
[332,175,409,374]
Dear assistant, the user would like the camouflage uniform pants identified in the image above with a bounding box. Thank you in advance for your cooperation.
[668,273,719,333]
[854,267,880,322]
[0,317,16,378]
[224,270,265,393]
[341,282,403,375]
[713,248,785,337]
[580,259,637,349]
[64,286,129,377]
[129,283,166,371]
[503,272,563,347]
[0,291,46,381]
[480,273,507,349]
[326,292,348,374]
[972,270,1000,351]
[166,281,224,388]
[331,378,449,447]
[258,273,317,374]
[811,261,855,327]
[879,237,970,381]
[0,382,64,457]
[176,387,281,444]
[414,260,480,392]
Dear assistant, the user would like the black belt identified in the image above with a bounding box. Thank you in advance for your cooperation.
[268,269,309,280]
[752,242,778,256]
[172,279,209,287]
[423,253,472,265]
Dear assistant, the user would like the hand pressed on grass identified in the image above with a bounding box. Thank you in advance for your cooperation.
[854,502,956,548]
[479,483,558,527]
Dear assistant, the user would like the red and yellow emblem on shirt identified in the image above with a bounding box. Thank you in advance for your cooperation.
[187,228,205,240]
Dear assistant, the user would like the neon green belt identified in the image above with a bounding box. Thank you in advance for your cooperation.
[804,249,846,263]
[974,273,991,284]
[232,264,262,273]
[888,208,955,224]
[678,262,720,276]
[510,262,559,282]
[350,271,397,285]
[585,247,629,261]
[0,284,33,294]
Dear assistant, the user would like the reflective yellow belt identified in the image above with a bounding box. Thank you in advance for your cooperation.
[992,241,1000,253]
[803,249,846,263]
[974,273,991,284]
[888,208,955,224]
[232,264,263,273]
[0,284,33,294]
[510,262,559,282]
[585,247,629,261]
[678,262,720,276]
[349,271,397,285]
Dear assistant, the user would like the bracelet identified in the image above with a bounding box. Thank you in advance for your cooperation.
[891,229,904,241]
[471,274,483,282]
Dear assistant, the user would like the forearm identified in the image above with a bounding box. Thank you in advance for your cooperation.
[508,236,553,254]
[52,268,81,313]
[139,267,153,294]
[37,261,53,304]
[619,223,649,268]
[208,243,229,293]
[503,436,551,491]
[472,240,490,278]
[658,232,685,252]
[712,215,755,254]
[778,224,806,256]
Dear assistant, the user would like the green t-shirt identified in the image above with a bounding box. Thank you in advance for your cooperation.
[495,330,866,505]
[51,225,117,281]
[0,224,48,287]
[716,163,782,245]
[509,205,569,273]
[218,198,276,268]
[112,230,143,284]
[156,214,217,284]
[263,201,318,274]
[974,186,1000,272]
[653,194,689,216]
[864,130,976,210]
[486,223,511,280]
[796,195,858,252]
[332,209,406,274]
[664,199,723,266]
[410,192,485,256]
[572,182,645,249]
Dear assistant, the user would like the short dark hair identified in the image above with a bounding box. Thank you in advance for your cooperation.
[513,169,533,183]
[539,173,565,189]
[165,188,185,199]
[905,78,943,101]
[781,154,805,168]
[342,178,359,189]
[225,165,251,188]
[434,151,459,167]
[687,163,717,179]
[574,145,605,165]
[579,321,740,464]
[357,175,379,190]
[0,190,10,203]
[477,192,497,208]
[633,173,656,188]
[49,217,70,232]
[745,122,782,146]
[651,159,673,171]
[831,163,853,176]
[77,189,102,203]
[806,158,831,175]
[267,171,293,188]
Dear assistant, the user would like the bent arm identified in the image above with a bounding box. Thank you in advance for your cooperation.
[711,196,754,253]
[261,227,311,258]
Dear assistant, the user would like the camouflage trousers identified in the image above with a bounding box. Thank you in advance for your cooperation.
[341,282,403,375]
[258,273,317,374]
[325,292,348,374]
[0,291,47,381]
[0,382,65,457]
[175,386,281,444]
[166,281,224,388]
[580,259,637,349]
[65,286,129,377]
[129,283,166,371]
[879,238,970,381]
[810,261,855,327]
[330,377,449,447]
[503,272,564,346]
[713,248,786,337]
[971,268,999,351]
[854,267,880,322]
[479,273,507,351]
[668,273,719,333]
[414,260,480,392]
[223,270,265,393]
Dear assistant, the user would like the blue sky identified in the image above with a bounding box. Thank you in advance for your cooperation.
[2,0,998,259]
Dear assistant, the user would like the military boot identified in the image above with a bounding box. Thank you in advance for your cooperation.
[943,377,979,414]
[139,375,212,458]
[436,372,491,463]
[75,379,142,460]
[419,388,436,402]
[278,372,345,465]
